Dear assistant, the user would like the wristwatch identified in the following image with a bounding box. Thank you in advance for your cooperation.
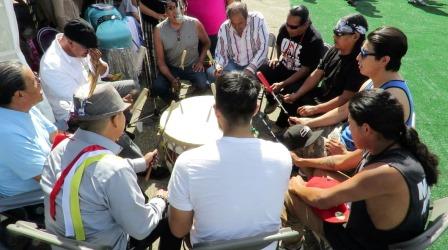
[153,194,168,203]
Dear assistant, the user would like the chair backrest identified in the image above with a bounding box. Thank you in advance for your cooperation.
[126,88,149,134]
[0,190,44,214]
[36,26,59,53]
[6,220,111,250]
[267,33,276,60]
[192,227,300,250]
[388,197,448,250]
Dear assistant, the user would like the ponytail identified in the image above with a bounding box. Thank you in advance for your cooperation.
[399,127,439,186]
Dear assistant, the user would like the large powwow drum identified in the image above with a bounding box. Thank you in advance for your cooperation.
[159,96,222,171]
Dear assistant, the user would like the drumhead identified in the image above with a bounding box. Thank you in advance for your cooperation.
[160,96,222,147]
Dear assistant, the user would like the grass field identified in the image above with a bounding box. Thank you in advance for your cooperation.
[287,0,448,248]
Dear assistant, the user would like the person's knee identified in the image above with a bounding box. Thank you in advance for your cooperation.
[152,76,172,101]
[191,73,209,90]
[206,67,216,82]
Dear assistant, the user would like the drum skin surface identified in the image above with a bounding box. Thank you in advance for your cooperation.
[160,96,223,148]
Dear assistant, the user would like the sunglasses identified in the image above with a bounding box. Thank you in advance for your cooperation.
[359,47,377,58]
[333,29,354,37]
[286,23,303,30]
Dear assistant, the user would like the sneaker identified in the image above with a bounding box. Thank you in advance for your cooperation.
[264,101,277,114]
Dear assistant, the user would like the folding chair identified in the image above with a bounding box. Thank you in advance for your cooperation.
[126,87,149,134]
[6,220,110,250]
[388,197,448,250]
[36,26,59,54]
[0,190,44,214]
[192,227,300,250]
[267,32,277,60]
[258,32,277,114]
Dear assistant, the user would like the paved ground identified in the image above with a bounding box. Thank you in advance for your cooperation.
[136,0,290,196]
[133,1,291,248]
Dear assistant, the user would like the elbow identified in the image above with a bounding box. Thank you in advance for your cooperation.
[169,221,189,238]
[171,227,188,239]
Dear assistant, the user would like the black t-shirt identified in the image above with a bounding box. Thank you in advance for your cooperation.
[276,24,324,71]
[140,0,165,26]
[316,45,367,102]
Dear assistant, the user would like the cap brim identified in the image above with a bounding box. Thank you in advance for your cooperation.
[306,176,350,223]
[303,128,324,148]
[76,102,131,121]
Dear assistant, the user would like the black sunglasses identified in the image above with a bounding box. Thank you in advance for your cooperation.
[359,47,377,58]
[286,23,303,30]
[333,29,354,37]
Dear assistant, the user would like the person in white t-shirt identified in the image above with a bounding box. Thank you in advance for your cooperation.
[167,71,292,248]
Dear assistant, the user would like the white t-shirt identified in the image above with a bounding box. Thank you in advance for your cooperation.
[168,137,292,248]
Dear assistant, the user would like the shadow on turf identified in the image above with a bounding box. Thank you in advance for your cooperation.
[410,0,448,17]
[351,0,383,18]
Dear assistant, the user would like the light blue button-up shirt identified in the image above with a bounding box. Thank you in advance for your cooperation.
[0,106,57,197]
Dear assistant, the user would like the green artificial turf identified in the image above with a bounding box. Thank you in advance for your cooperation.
[289,0,448,248]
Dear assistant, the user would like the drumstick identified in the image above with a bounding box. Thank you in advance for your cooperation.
[180,49,187,70]
[145,100,176,181]
[206,105,213,122]
[256,71,289,115]
[179,100,184,114]
[207,50,214,65]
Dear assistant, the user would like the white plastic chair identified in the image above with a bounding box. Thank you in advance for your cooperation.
[192,227,300,250]
[389,197,448,250]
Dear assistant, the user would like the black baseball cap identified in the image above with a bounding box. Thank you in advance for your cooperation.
[281,124,323,150]
[64,18,98,49]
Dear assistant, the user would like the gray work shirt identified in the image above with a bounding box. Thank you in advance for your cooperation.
[40,129,165,250]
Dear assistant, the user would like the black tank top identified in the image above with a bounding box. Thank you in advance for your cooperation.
[346,148,430,249]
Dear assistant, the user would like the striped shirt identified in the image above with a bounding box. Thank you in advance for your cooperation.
[215,11,269,74]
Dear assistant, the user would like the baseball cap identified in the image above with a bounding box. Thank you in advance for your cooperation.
[64,18,98,48]
[306,176,350,223]
[73,84,130,121]
[281,125,323,150]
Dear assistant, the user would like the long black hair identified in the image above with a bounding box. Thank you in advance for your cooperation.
[349,89,439,185]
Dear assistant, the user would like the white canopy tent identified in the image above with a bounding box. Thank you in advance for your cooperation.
[0,0,27,63]
[0,0,55,123]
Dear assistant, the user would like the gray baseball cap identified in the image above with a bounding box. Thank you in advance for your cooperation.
[73,84,130,121]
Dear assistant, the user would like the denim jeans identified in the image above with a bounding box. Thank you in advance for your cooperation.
[152,65,209,102]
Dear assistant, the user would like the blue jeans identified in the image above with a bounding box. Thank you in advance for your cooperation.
[206,60,247,82]
[152,65,209,102]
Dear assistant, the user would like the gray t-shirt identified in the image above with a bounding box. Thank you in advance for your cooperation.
[158,16,199,68]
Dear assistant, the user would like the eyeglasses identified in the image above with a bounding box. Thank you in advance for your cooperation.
[33,72,41,83]
[333,29,354,37]
[359,47,376,58]
[286,23,304,30]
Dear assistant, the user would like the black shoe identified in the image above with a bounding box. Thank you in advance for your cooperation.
[149,166,171,180]
[264,101,278,114]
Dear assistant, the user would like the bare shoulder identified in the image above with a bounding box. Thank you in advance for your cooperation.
[353,162,407,196]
